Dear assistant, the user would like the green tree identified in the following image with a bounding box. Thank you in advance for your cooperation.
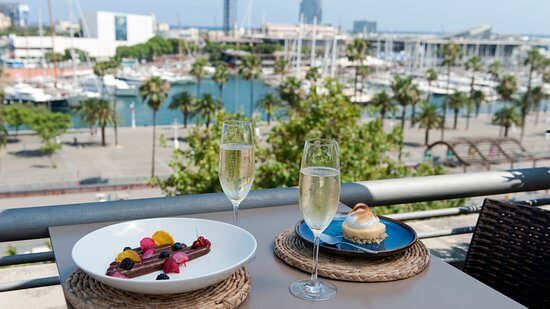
[492,106,521,137]
[439,41,462,139]
[391,75,420,131]
[140,77,170,177]
[274,58,289,79]
[488,60,502,81]
[63,48,88,62]
[371,90,394,127]
[468,90,485,129]
[519,49,546,139]
[278,76,303,112]
[425,68,438,101]
[213,64,229,101]
[345,38,369,97]
[448,92,468,129]
[465,56,483,117]
[239,54,262,115]
[530,86,549,125]
[169,91,195,128]
[415,101,443,146]
[77,98,114,147]
[93,58,121,144]
[305,66,321,82]
[1,104,32,138]
[31,111,72,168]
[496,75,518,105]
[195,93,221,128]
[257,93,282,125]
[190,58,208,97]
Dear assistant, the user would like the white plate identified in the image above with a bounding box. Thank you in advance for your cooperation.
[71,217,257,294]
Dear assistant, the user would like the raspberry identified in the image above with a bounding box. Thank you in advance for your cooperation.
[193,236,211,248]
[163,257,180,274]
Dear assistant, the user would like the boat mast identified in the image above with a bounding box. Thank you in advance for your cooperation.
[310,16,316,68]
[47,0,58,86]
[295,15,303,75]
[68,0,77,86]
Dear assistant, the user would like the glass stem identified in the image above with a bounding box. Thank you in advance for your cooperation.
[309,233,321,286]
[231,201,240,226]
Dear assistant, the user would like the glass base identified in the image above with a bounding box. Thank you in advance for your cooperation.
[289,279,337,301]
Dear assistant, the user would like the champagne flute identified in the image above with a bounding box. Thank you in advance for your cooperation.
[290,138,340,301]
[219,120,255,226]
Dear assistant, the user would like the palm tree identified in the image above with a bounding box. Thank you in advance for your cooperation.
[391,75,420,130]
[371,90,393,127]
[190,58,207,97]
[465,56,483,117]
[448,92,468,129]
[169,91,195,128]
[195,93,220,128]
[492,106,521,137]
[239,54,262,116]
[77,98,114,147]
[521,49,546,138]
[415,101,443,146]
[278,76,302,111]
[274,58,289,80]
[468,90,485,129]
[530,86,549,125]
[257,93,281,125]
[213,63,229,102]
[345,38,369,97]
[139,76,170,177]
[357,64,371,93]
[425,68,438,102]
[439,41,462,139]
[488,60,502,81]
[496,75,518,106]
[305,66,321,82]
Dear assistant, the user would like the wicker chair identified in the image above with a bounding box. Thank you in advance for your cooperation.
[463,198,550,308]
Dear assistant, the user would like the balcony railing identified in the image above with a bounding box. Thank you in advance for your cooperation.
[0,167,549,293]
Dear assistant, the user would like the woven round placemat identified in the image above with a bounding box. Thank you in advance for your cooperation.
[274,229,430,282]
[64,268,251,309]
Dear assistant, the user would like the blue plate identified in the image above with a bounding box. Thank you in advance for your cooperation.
[294,213,417,258]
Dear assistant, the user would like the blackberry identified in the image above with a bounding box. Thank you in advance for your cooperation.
[156,273,170,280]
[120,258,134,270]
[172,242,183,251]
[160,251,170,258]
[123,247,132,251]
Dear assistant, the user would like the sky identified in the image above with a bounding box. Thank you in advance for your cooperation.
[6,0,550,35]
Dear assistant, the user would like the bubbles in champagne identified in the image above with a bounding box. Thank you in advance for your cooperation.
[219,143,255,203]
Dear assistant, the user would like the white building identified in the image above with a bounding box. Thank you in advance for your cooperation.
[7,11,156,60]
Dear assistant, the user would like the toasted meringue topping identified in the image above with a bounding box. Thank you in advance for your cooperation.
[345,203,379,229]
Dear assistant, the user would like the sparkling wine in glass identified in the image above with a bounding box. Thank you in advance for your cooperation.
[290,138,340,301]
[219,120,255,226]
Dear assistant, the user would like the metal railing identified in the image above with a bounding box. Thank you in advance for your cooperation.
[0,167,549,292]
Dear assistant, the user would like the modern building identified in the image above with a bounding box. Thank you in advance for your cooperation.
[353,20,377,34]
[0,12,12,29]
[0,3,28,27]
[223,0,237,35]
[299,0,322,24]
[7,11,156,60]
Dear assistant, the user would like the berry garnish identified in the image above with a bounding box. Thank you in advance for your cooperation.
[160,251,169,259]
[142,248,155,259]
[140,237,156,252]
[172,252,189,266]
[120,258,135,270]
[156,273,170,280]
[163,257,180,274]
[115,250,141,263]
[172,242,183,251]
[192,236,211,248]
[123,247,132,251]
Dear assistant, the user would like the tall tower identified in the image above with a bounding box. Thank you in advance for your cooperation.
[223,0,237,35]
[299,0,322,24]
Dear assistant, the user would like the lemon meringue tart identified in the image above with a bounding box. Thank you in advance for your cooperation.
[342,203,387,244]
